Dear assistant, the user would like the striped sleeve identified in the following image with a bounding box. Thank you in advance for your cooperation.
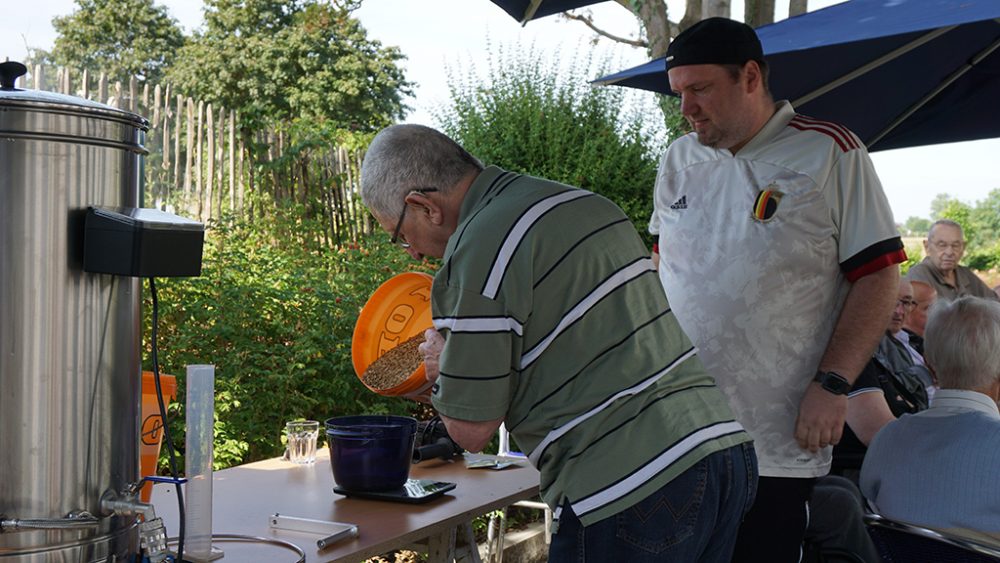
[431,287,518,422]
[841,238,907,282]
[822,132,906,281]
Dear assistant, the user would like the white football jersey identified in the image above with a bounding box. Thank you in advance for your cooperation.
[651,101,904,477]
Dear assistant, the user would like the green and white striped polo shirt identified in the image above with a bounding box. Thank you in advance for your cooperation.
[431,166,750,527]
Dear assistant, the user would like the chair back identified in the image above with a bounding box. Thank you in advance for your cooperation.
[865,514,1000,562]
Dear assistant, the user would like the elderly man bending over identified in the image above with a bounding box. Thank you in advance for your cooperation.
[861,296,1000,536]
[359,124,756,562]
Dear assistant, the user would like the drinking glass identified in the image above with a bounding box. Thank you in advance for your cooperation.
[285,420,320,464]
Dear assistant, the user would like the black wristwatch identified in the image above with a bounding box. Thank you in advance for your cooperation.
[813,370,851,396]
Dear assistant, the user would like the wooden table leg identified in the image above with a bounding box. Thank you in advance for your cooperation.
[455,521,483,563]
[424,521,482,563]
[426,527,458,563]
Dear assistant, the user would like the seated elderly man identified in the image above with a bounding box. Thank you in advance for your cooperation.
[831,278,930,480]
[861,296,1000,536]
[899,279,937,357]
[897,279,938,400]
[907,220,999,301]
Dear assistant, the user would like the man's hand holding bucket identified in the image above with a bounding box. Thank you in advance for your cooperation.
[409,328,445,404]
[418,328,445,384]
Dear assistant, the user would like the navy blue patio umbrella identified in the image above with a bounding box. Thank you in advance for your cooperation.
[490,0,609,24]
[593,0,1000,152]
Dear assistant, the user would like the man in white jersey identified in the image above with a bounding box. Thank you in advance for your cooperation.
[650,17,905,562]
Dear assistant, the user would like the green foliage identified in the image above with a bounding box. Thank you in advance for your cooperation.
[168,0,412,134]
[929,192,959,220]
[50,0,185,84]
[969,189,1000,249]
[902,216,931,237]
[899,239,923,276]
[145,208,436,469]
[966,241,1000,273]
[937,198,976,242]
[434,44,670,243]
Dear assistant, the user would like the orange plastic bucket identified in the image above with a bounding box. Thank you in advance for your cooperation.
[352,272,434,400]
[140,371,177,502]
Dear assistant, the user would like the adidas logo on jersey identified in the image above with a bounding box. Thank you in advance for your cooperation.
[669,195,688,210]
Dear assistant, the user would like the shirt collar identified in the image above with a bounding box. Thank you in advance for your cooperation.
[458,165,505,224]
[737,100,795,155]
[931,389,1000,418]
[445,165,509,262]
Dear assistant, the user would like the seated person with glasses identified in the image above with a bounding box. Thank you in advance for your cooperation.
[906,219,999,302]
[831,277,931,483]
[900,279,937,354]
[862,296,1000,541]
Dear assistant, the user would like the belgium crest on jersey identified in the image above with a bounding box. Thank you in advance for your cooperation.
[752,185,783,222]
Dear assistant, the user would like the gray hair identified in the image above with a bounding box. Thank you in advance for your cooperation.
[360,124,483,219]
[924,296,1000,390]
[927,219,964,241]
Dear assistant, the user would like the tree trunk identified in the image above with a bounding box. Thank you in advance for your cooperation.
[633,0,673,58]
[680,0,702,32]
[789,0,808,17]
[745,0,775,26]
[702,0,731,19]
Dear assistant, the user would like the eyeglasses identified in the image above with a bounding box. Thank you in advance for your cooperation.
[896,298,918,312]
[931,241,964,252]
[390,188,438,249]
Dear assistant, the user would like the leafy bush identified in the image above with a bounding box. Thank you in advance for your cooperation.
[434,44,668,244]
[144,206,436,469]
[899,239,923,276]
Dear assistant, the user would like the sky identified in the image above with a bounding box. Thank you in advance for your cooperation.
[3,0,999,222]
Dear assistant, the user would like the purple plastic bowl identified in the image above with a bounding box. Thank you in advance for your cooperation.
[325,415,417,492]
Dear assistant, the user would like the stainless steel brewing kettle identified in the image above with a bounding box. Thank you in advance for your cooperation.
[0,60,149,562]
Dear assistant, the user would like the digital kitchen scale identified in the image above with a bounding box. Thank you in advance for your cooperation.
[334,479,456,504]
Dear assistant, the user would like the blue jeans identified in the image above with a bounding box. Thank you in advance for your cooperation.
[549,442,758,563]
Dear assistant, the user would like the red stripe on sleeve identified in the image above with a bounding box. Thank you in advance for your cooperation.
[788,122,849,152]
[793,115,860,150]
[844,249,908,282]
[652,242,659,254]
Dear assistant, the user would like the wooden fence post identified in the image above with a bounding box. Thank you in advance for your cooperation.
[229,110,236,215]
[195,100,205,221]
[184,97,195,197]
[175,94,183,195]
[129,76,137,113]
[205,103,215,221]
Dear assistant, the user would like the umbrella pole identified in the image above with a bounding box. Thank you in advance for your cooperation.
[792,26,955,107]
[869,35,1000,149]
[522,0,544,23]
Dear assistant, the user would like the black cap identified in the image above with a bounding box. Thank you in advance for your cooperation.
[666,17,764,69]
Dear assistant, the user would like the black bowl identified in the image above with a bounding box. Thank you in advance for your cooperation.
[325,415,417,492]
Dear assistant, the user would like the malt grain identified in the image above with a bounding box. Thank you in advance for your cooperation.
[362,333,426,390]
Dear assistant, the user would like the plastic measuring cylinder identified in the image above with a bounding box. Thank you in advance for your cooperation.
[184,364,216,560]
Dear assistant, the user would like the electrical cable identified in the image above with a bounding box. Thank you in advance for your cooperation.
[149,277,185,562]
[165,534,306,563]
[84,275,116,505]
